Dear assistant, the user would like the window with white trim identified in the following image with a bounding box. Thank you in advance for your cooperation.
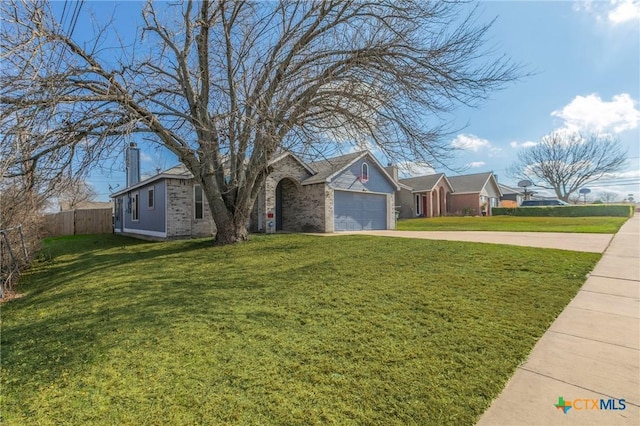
[131,192,139,221]
[148,187,155,209]
[415,194,421,216]
[194,185,203,219]
[361,162,369,183]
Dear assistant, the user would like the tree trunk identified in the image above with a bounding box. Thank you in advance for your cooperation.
[200,174,253,245]
[214,216,249,245]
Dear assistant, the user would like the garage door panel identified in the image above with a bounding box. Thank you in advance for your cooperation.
[334,191,387,231]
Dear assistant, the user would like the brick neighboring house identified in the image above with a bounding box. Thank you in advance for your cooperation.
[111,146,399,240]
[396,171,502,218]
[397,174,454,218]
[448,172,502,216]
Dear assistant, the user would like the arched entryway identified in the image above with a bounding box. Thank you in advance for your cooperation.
[275,178,300,231]
[432,191,439,217]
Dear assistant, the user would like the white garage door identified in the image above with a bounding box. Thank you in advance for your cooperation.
[334,191,387,231]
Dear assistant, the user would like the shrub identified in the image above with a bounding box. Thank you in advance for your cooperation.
[493,204,634,217]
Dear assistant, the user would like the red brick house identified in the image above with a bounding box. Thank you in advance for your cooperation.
[397,173,454,218]
[396,171,502,218]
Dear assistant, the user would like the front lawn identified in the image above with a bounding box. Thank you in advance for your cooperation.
[397,216,628,233]
[1,234,600,425]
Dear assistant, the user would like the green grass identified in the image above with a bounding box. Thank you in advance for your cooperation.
[397,216,628,233]
[1,234,600,425]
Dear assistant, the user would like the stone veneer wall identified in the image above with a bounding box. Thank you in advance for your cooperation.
[166,178,215,238]
[253,154,326,232]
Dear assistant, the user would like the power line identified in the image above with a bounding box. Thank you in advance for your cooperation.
[66,0,84,39]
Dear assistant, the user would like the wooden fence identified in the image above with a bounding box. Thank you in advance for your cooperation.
[44,208,113,237]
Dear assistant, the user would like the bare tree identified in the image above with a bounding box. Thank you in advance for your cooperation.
[57,178,97,211]
[598,191,620,204]
[2,0,521,244]
[509,131,627,202]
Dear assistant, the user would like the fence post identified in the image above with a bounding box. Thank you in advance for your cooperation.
[18,224,28,261]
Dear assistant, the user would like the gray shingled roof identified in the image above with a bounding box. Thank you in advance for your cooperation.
[498,183,522,195]
[447,172,493,193]
[161,164,193,178]
[110,164,193,197]
[303,151,366,185]
[399,173,446,192]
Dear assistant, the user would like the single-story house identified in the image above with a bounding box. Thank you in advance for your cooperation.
[111,145,399,240]
[397,173,454,218]
[498,183,524,207]
[447,172,502,216]
[396,171,502,218]
[111,163,216,240]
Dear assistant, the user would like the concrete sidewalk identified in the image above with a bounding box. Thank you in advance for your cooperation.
[477,215,640,425]
[333,230,613,253]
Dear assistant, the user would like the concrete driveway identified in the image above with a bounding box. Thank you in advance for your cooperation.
[334,230,613,253]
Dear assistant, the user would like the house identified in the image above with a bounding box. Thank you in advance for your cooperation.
[111,162,216,240]
[251,151,399,233]
[396,171,502,218]
[396,174,454,218]
[498,183,524,207]
[111,144,399,240]
[448,172,502,216]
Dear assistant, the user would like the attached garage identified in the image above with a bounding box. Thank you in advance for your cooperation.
[334,190,387,231]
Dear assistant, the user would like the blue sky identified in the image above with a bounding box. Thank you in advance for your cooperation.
[70,1,639,202]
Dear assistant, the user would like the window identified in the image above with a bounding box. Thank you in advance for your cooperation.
[131,192,139,221]
[148,187,155,209]
[415,194,421,216]
[194,185,203,219]
[361,163,369,183]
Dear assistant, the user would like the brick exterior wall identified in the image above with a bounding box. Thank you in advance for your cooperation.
[251,154,329,232]
[450,193,481,216]
[166,178,215,238]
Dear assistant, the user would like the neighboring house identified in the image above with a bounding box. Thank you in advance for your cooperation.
[396,171,502,218]
[448,172,502,216]
[111,144,399,240]
[498,183,524,208]
[397,174,454,218]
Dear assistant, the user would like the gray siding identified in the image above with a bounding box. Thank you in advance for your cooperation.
[397,188,416,219]
[329,157,395,194]
[122,181,166,235]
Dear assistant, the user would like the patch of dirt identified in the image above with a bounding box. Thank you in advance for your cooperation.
[0,291,25,303]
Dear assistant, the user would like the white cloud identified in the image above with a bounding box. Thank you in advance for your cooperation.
[602,169,640,179]
[467,161,486,168]
[551,93,640,133]
[140,152,153,163]
[608,0,640,24]
[451,134,492,152]
[510,140,538,149]
[397,161,435,178]
[574,0,640,24]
